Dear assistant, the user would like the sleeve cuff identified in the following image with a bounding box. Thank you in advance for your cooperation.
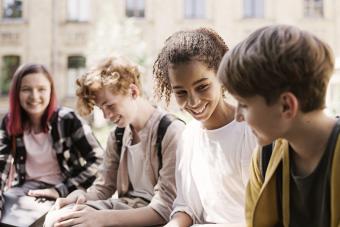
[148,200,171,222]
[171,206,197,224]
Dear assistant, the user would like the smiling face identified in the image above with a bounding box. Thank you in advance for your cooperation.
[168,60,224,128]
[19,73,52,121]
[233,94,288,146]
[94,85,137,128]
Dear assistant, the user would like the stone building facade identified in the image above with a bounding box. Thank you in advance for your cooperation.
[0,0,339,117]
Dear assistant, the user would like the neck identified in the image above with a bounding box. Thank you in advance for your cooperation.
[28,116,43,133]
[203,97,235,130]
[286,110,336,175]
[130,98,155,132]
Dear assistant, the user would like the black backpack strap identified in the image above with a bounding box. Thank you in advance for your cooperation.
[156,114,184,173]
[115,127,125,156]
[114,114,184,173]
[261,143,274,178]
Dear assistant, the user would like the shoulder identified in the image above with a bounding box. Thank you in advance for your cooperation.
[55,107,78,119]
[179,119,201,142]
[152,108,186,133]
[0,114,9,139]
[51,107,87,124]
[0,114,9,129]
[229,120,257,144]
[50,107,91,133]
[159,114,186,134]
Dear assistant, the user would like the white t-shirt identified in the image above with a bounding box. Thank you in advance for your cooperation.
[172,119,257,224]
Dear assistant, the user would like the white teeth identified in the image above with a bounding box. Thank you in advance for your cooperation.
[191,103,207,115]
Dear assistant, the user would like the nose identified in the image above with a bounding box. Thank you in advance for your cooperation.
[30,89,39,100]
[235,106,245,122]
[187,93,200,108]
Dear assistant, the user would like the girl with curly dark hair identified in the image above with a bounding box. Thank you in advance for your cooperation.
[154,28,257,226]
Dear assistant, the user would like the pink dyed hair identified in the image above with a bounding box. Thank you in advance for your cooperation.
[7,64,58,136]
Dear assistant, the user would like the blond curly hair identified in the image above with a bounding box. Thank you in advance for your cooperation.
[76,56,142,116]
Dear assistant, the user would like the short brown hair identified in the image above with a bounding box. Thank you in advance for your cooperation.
[218,25,334,112]
[76,56,142,116]
[153,28,228,104]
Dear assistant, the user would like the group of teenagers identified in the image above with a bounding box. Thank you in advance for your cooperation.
[0,24,339,227]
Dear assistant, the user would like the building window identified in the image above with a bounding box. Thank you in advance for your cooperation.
[67,0,90,22]
[304,0,323,18]
[1,55,20,95]
[243,0,264,18]
[126,0,145,18]
[184,0,205,19]
[67,56,86,96]
[2,0,22,19]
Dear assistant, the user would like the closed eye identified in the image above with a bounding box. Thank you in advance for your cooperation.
[174,90,187,97]
[196,84,209,92]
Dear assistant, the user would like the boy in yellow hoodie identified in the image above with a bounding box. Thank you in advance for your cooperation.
[218,24,339,227]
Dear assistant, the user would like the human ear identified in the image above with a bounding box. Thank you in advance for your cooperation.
[129,84,140,99]
[280,92,298,119]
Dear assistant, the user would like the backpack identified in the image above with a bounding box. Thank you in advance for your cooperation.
[114,114,183,173]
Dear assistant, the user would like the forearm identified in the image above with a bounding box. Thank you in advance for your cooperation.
[101,206,165,227]
[165,212,193,227]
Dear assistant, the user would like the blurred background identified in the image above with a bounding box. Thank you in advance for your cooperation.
[0,0,339,145]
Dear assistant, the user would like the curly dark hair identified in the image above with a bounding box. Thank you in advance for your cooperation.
[153,28,229,104]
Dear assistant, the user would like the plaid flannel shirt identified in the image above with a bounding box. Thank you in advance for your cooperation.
[0,107,103,217]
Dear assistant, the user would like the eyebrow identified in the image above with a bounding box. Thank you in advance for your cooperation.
[20,84,49,88]
[172,78,209,90]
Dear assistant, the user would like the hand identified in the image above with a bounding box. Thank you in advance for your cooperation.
[28,188,59,200]
[54,190,87,210]
[54,205,105,227]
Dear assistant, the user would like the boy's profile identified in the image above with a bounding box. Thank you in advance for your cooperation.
[218,24,339,227]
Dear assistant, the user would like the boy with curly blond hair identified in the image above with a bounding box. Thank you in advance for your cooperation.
[45,56,185,227]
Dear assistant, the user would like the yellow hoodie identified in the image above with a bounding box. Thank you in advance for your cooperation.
[246,137,340,227]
